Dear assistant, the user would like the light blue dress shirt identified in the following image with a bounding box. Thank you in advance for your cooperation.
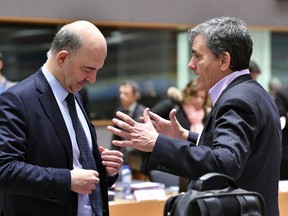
[42,65,94,216]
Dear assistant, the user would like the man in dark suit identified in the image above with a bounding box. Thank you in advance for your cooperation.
[275,85,288,180]
[108,17,282,216]
[111,81,149,177]
[0,51,17,94]
[0,20,123,216]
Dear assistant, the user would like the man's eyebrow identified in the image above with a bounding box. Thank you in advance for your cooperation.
[191,49,197,54]
[83,66,97,71]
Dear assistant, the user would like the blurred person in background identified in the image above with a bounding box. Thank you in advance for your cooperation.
[274,84,288,180]
[249,59,261,80]
[0,51,17,94]
[269,77,282,99]
[110,80,149,179]
[152,79,211,133]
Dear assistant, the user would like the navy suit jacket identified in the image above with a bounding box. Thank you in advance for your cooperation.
[149,75,282,216]
[0,69,116,216]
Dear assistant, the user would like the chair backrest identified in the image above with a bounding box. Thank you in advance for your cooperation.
[149,170,179,187]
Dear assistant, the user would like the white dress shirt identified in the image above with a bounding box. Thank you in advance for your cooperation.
[42,66,94,216]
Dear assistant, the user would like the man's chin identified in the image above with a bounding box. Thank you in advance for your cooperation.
[70,86,83,93]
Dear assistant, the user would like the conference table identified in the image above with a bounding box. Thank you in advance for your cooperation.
[109,191,288,216]
[110,199,166,216]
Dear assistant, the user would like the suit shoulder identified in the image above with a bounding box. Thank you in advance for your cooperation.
[137,103,146,110]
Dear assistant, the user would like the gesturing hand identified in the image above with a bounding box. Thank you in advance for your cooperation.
[149,108,189,140]
[99,146,123,176]
[107,108,159,152]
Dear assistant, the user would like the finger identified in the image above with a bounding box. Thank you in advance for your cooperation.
[116,111,136,126]
[102,154,124,165]
[149,110,162,122]
[107,125,131,141]
[91,184,96,191]
[92,170,99,178]
[92,176,100,184]
[98,146,106,154]
[101,149,123,158]
[105,167,119,176]
[107,125,119,134]
[169,108,178,122]
[142,108,152,123]
[112,139,132,148]
[111,118,133,132]
[102,161,122,171]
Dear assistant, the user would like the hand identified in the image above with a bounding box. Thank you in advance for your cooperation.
[107,108,158,152]
[99,146,123,176]
[149,109,189,140]
[70,169,100,194]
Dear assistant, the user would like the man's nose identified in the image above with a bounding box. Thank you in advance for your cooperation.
[87,71,97,83]
[188,58,195,70]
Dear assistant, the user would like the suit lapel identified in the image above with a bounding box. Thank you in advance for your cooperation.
[34,70,73,167]
[198,74,253,146]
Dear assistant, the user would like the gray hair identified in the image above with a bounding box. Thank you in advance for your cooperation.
[188,17,253,71]
[47,27,82,58]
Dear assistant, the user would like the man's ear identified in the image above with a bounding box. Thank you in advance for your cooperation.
[56,51,69,67]
[219,52,231,72]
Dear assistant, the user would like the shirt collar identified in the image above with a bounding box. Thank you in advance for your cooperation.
[129,102,137,113]
[0,76,7,85]
[209,69,250,106]
[42,65,69,102]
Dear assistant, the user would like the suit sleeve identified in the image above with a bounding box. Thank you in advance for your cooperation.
[149,96,258,181]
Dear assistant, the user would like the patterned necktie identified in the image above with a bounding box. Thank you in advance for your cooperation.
[66,93,103,216]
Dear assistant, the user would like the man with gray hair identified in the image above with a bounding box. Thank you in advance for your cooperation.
[0,20,123,216]
[108,17,281,215]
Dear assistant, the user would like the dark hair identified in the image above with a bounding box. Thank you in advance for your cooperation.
[0,51,3,60]
[188,17,253,71]
[48,28,82,57]
[120,80,141,98]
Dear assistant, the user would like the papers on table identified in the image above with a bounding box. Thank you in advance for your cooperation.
[279,180,288,192]
[130,182,166,201]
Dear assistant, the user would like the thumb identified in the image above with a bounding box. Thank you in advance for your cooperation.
[169,108,178,124]
[98,146,106,154]
[142,108,152,123]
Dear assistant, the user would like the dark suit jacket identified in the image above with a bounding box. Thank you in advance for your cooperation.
[275,85,288,161]
[0,69,116,216]
[149,75,282,216]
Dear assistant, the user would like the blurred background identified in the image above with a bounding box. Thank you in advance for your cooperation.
[1,0,288,120]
